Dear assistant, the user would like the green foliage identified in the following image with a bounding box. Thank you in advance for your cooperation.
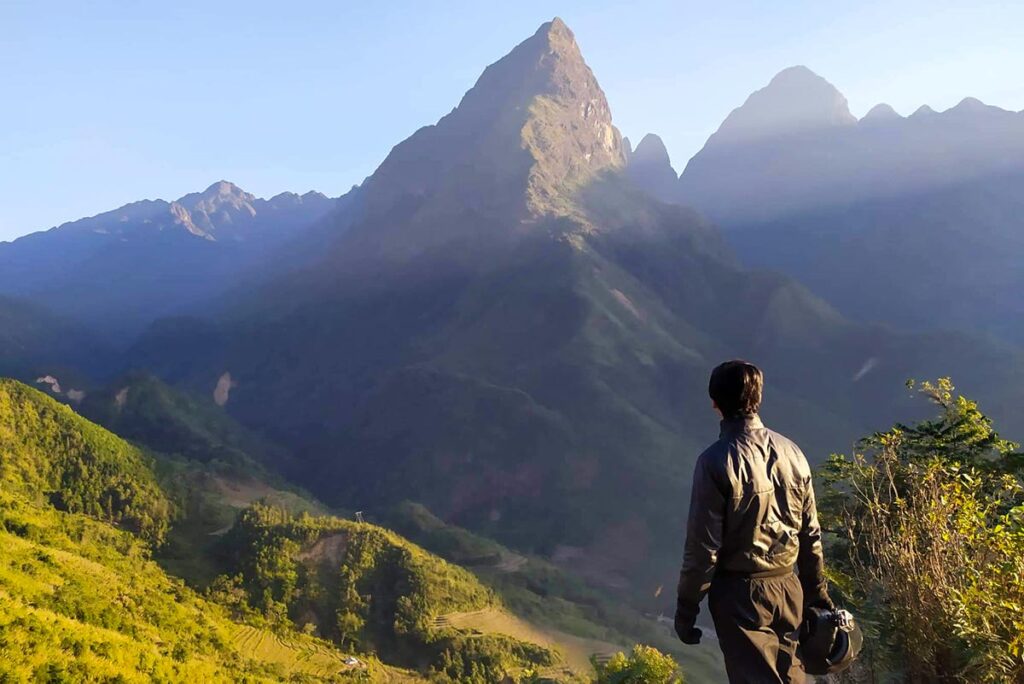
[821,379,1024,683]
[223,504,493,637]
[592,645,683,684]
[430,633,557,683]
[220,503,564,679]
[0,489,367,682]
[0,379,171,543]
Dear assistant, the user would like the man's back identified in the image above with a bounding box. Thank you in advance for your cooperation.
[695,415,825,584]
[674,362,832,684]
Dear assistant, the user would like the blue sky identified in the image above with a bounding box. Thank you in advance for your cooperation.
[2,0,1022,240]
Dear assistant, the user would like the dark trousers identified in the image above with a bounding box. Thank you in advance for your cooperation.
[709,573,805,684]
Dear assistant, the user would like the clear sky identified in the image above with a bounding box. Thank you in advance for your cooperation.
[2,0,1022,241]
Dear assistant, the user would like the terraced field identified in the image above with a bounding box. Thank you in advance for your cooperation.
[230,625,353,677]
[436,607,621,674]
[229,626,426,682]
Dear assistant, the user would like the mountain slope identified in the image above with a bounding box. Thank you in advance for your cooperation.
[0,377,610,681]
[0,295,110,383]
[0,182,337,340]
[0,378,171,542]
[0,490,394,682]
[0,378,419,681]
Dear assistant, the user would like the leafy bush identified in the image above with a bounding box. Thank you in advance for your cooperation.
[822,379,1024,683]
[592,645,683,683]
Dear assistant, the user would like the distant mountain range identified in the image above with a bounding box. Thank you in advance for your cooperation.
[2,18,1023,618]
[625,65,1024,342]
[0,181,337,340]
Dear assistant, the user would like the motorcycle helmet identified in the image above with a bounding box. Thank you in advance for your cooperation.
[798,607,864,675]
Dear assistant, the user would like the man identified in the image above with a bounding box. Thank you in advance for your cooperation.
[675,360,832,683]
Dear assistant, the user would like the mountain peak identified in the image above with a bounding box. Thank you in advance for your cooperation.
[540,16,573,41]
[632,133,671,166]
[349,19,624,260]
[861,103,902,123]
[711,65,855,144]
[200,180,248,198]
[769,65,827,87]
[626,133,678,202]
[953,96,984,110]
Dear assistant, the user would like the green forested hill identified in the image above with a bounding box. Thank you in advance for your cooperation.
[218,503,583,682]
[0,378,419,681]
[0,489,403,682]
[0,379,171,542]
[0,378,618,681]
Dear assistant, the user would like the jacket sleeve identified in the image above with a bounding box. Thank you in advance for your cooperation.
[797,475,832,608]
[675,451,726,630]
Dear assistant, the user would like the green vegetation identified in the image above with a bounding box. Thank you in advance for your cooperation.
[592,645,682,683]
[75,373,327,586]
[0,488,397,682]
[0,379,170,543]
[0,378,418,682]
[219,503,568,682]
[822,379,1024,683]
[385,502,725,682]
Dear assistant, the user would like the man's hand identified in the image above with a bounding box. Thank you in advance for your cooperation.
[674,612,702,645]
[676,625,702,645]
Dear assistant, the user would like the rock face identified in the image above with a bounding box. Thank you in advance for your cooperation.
[625,133,679,203]
[676,65,1024,343]
[0,182,337,338]
[338,18,625,263]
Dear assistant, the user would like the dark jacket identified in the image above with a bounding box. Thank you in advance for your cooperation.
[675,414,830,632]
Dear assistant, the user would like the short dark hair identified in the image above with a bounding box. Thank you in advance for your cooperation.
[709,360,763,418]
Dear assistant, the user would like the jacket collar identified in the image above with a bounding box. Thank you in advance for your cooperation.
[719,414,764,438]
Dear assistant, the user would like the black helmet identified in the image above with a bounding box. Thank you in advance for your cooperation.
[798,607,864,675]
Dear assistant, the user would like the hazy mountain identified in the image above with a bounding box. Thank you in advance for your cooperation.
[0,181,337,341]
[0,293,110,384]
[625,133,679,203]
[676,66,1024,342]
[125,19,1024,610]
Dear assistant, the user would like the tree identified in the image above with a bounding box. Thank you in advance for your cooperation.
[592,645,683,684]
[821,379,1024,683]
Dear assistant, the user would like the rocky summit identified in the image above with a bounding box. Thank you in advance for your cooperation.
[339,19,625,263]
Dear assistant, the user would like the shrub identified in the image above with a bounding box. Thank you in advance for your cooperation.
[592,645,682,683]
[821,379,1024,683]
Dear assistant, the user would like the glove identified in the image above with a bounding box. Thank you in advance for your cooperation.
[674,612,703,645]
[676,625,702,645]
